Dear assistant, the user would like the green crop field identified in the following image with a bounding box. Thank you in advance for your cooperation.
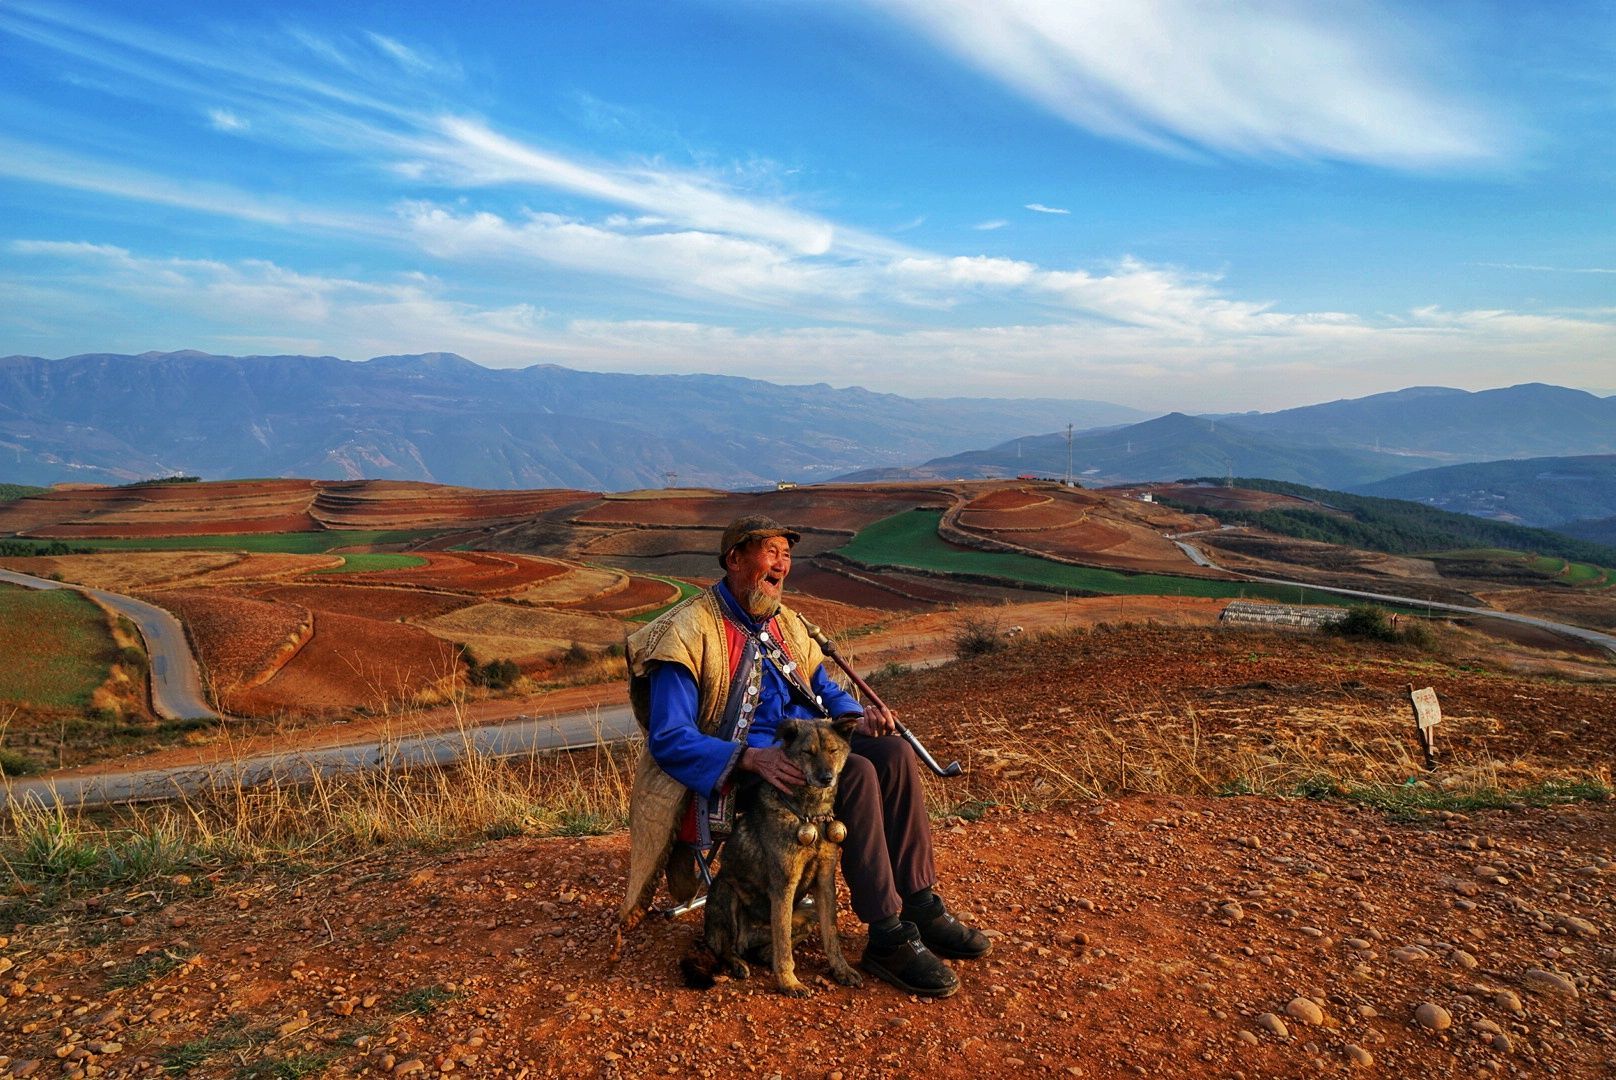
[1432,549,1613,588]
[73,529,443,554]
[838,510,1354,606]
[0,584,114,708]
[313,553,431,574]
[629,575,702,623]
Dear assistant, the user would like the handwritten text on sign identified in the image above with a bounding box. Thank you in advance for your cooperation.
[1410,687,1442,731]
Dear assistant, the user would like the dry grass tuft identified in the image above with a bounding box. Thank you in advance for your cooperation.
[922,684,1611,822]
[1,706,639,913]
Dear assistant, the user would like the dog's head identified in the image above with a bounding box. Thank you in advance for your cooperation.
[775,716,859,790]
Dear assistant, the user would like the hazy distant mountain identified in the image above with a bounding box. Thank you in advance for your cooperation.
[1557,516,1616,547]
[842,384,1616,491]
[1223,384,1616,460]
[841,412,1444,489]
[1354,455,1616,527]
[0,351,1146,490]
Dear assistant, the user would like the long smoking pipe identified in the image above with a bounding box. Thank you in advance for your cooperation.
[796,615,964,779]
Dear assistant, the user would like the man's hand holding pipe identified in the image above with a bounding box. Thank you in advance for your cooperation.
[857,704,897,737]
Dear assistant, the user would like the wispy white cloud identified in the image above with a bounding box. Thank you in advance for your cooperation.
[1479,262,1616,275]
[365,31,429,73]
[0,137,373,232]
[207,107,247,132]
[1025,203,1068,215]
[12,241,1613,412]
[397,204,864,309]
[972,219,1008,230]
[0,4,896,267]
[866,0,1509,169]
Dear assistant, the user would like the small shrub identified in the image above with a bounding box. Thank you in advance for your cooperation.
[951,612,1007,660]
[469,658,520,690]
[1328,604,1432,648]
[0,746,39,776]
[563,641,593,666]
[1331,604,1399,641]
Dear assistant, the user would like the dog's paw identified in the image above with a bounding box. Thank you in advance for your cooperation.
[726,959,750,980]
[831,965,864,988]
[776,978,812,997]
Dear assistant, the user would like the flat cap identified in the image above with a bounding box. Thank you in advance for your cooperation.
[718,514,801,567]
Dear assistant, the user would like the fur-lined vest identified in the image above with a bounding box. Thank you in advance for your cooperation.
[618,585,825,923]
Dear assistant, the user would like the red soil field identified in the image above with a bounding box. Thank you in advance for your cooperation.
[37,513,320,539]
[1145,483,1336,515]
[145,588,309,692]
[574,484,953,533]
[311,482,596,528]
[964,488,1050,511]
[576,528,716,557]
[248,583,475,622]
[557,575,679,615]
[984,520,1197,572]
[786,563,934,612]
[1,479,321,538]
[334,552,569,594]
[232,610,460,716]
[779,592,886,635]
[957,502,1089,531]
[0,479,600,539]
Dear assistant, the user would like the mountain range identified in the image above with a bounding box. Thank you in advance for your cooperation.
[846,384,1616,492]
[6,355,1616,507]
[0,351,1143,490]
[1354,455,1616,528]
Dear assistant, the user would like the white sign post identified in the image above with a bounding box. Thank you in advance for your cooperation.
[1409,685,1441,769]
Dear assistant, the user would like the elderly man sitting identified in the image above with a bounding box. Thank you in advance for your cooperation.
[618,515,987,997]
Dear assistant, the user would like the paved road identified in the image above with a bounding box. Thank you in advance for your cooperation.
[3,703,642,809]
[1171,536,1616,656]
[0,567,219,720]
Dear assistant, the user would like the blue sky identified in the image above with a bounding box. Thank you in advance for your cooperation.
[1,0,1612,412]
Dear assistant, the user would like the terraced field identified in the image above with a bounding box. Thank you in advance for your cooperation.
[843,509,1353,605]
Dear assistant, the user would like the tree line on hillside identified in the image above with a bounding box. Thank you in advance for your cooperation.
[0,483,47,503]
[1168,478,1616,566]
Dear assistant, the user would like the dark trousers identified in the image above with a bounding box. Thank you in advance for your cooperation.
[834,734,937,924]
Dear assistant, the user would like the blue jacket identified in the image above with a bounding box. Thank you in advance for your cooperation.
[646,580,862,797]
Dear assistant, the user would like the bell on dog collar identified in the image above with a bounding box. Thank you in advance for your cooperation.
[796,823,820,846]
[825,820,847,844]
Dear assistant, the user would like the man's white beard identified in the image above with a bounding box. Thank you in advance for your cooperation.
[741,584,780,619]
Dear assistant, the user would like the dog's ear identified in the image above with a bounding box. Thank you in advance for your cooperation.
[831,715,860,742]
[776,718,804,745]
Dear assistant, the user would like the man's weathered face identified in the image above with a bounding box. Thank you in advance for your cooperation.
[724,535,792,618]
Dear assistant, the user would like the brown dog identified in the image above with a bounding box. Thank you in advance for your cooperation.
[681,716,864,996]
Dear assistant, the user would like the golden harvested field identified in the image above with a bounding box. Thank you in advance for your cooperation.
[557,575,679,616]
[513,564,626,605]
[418,601,624,660]
[0,551,246,591]
[193,552,346,582]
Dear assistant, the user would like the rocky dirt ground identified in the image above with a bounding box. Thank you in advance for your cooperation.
[3,625,1613,1078]
[0,795,1611,1078]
